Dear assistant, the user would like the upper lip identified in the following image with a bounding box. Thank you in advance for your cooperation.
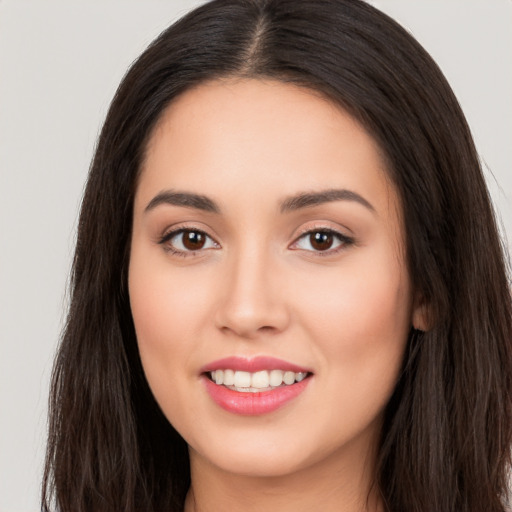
[200,356,312,374]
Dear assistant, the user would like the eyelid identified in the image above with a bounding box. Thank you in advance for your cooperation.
[289,224,355,254]
[291,221,353,240]
[158,221,218,242]
[155,222,354,257]
[157,223,221,256]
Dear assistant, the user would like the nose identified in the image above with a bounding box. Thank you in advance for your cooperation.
[214,246,290,339]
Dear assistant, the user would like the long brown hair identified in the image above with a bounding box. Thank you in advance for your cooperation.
[43,1,512,511]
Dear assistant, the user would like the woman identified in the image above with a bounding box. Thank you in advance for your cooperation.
[42,0,512,511]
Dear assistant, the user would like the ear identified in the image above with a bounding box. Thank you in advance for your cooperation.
[412,292,431,332]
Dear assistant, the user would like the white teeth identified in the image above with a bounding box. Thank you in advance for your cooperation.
[283,371,295,385]
[223,369,235,386]
[209,369,308,390]
[295,372,306,382]
[251,370,269,388]
[234,370,251,388]
[269,369,284,387]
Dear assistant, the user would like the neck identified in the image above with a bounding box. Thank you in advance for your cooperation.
[184,435,383,512]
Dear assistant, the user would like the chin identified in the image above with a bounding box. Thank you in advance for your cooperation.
[203,447,310,478]
[187,427,337,479]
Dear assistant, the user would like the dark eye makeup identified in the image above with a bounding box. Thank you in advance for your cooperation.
[158,226,354,258]
[158,228,219,257]
[290,229,354,254]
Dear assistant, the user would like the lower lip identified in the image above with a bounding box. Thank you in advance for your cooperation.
[203,376,311,415]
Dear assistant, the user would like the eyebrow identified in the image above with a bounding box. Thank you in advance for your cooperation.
[144,187,375,215]
[280,189,375,213]
[144,190,220,213]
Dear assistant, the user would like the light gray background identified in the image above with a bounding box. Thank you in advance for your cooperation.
[0,1,510,511]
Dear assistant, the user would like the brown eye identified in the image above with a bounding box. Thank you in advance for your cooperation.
[291,229,352,254]
[182,230,206,250]
[309,231,334,251]
[161,228,219,254]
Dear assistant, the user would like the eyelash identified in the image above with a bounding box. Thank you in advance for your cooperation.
[290,227,354,256]
[158,227,219,257]
[158,226,354,257]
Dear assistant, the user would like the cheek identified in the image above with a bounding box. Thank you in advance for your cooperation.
[127,248,210,399]
[296,248,412,388]
[128,236,218,346]
[128,263,211,437]
[130,273,202,348]
[312,241,410,328]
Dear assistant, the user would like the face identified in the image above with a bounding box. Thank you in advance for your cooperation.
[129,79,423,480]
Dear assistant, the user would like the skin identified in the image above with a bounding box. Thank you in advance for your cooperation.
[129,79,427,512]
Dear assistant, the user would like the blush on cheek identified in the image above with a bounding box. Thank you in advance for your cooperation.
[306,273,410,369]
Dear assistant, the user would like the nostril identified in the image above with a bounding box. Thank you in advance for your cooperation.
[258,325,277,333]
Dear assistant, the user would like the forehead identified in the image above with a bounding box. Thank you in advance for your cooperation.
[138,78,398,218]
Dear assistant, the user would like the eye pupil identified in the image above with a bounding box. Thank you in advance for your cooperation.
[310,231,333,251]
[182,230,206,250]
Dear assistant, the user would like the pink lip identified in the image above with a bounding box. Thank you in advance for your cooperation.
[203,375,311,415]
[200,356,313,416]
[201,356,311,373]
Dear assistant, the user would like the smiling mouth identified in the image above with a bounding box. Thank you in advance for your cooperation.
[207,369,311,393]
